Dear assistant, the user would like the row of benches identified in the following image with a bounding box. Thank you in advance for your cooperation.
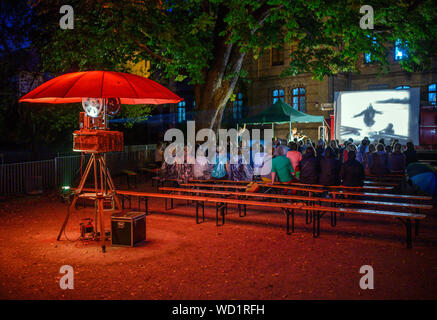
[115,178,433,248]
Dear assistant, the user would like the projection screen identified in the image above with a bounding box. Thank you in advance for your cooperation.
[334,88,420,145]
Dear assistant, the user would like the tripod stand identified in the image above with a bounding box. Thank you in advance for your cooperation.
[57,153,121,242]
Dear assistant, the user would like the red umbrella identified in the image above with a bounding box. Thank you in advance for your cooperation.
[19,70,182,104]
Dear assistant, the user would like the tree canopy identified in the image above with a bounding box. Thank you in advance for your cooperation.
[22,0,437,131]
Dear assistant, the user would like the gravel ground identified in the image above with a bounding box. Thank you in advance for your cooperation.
[1,182,437,300]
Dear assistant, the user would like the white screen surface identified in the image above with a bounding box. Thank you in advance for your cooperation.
[334,89,420,145]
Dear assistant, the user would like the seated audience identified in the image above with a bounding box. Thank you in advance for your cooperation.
[211,145,228,180]
[388,143,406,173]
[340,150,365,186]
[193,144,210,180]
[319,146,341,186]
[286,142,302,174]
[356,139,369,164]
[329,140,341,160]
[271,147,294,183]
[229,148,253,181]
[404,141,418,166]
[253,144,272,180]
[370,143,389,175]
[299,147,319,184]
[176,146,194,183]
[363,143,375,176]
[315,139,326,162]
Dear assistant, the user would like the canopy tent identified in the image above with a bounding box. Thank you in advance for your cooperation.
[238,99,325,140]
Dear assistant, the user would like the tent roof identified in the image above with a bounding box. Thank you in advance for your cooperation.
[239,100,324,125]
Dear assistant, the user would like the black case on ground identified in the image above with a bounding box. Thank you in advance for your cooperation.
[111,211,146,247]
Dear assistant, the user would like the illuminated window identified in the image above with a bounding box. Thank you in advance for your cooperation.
[394,39,408,61]
[233,92,243,120]
[271,47,284,66]
[272,89,285,104]
[291,87,306,112]
[428,83,436,105]
[177,101,186,122]
[395,85,410,89]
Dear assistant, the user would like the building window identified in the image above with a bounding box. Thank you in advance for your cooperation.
[291,87,306,112]
[272,89,285,104]
[395,85,410,89]
[394,39,408,61]
[271,47,284,66]
[177,101,186,122]
[428,83,436,105]
[233,92,243,120]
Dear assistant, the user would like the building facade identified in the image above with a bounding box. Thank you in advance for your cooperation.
[243,42,437,146]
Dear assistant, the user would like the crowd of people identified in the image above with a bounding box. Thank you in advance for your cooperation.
[156,136,417,186]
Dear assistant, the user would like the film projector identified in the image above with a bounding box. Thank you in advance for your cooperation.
[57,97,124,244]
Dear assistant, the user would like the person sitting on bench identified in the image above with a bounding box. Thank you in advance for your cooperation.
[298,146,319,185]
[388,143,406,174]
[340,150,365,187]
[319,146,341,186]
[370,143,389,175]
[270,147,294,183]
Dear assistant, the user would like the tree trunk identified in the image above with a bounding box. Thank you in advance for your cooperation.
[192,4,274,131]
[194,50,246,131]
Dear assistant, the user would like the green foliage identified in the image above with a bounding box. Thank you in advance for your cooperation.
[17,0,437,134]
[34,0,437,83]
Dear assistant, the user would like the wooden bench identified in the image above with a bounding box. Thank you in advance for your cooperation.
[259,182,394,192]
[159,187,433,214]
[181,182,330,196]
[330,190,433,204]
[160,186,432,239]
[190,179,398,187]
[116,189,426,248]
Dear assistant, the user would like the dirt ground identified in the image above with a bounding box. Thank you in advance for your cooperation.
[1,181,437,300]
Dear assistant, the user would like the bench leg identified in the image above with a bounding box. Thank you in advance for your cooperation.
[238,203,247,217]
[306,210,312,224]
[313,211,320,238]
[398,218,414,249]
[196,201,205,224]
[330,212,337,227]
[216,202,226,226]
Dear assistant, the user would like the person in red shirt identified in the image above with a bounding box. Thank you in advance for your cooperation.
[286,142,302,175]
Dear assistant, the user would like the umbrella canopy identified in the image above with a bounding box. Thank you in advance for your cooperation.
[407,162,437,197]
[19,71,182,105]
[239,100,324,125]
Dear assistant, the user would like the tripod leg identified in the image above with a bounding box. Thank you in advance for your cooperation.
[100,156,122,210]
[98,197,106,252]
[71,155,94,209]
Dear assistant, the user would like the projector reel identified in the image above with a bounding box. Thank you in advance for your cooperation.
[82,98,103,118]
[106,97,121,116]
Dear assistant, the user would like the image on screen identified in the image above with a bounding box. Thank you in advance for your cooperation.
[334,89,420,145]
